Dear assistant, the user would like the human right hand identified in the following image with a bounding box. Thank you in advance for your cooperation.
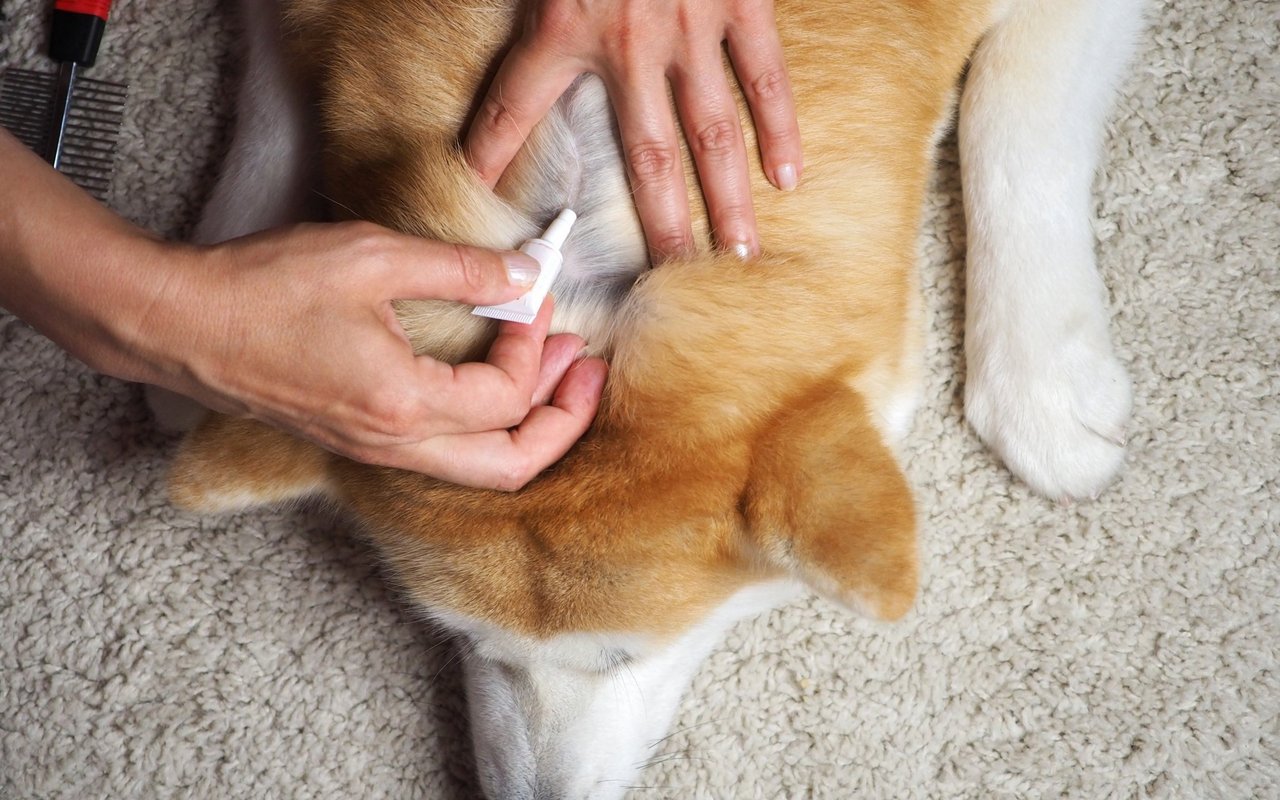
[1,117,605,492]
[143,222,609,490]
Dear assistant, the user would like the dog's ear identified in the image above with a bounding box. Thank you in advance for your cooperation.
[168,414,333,512]
[742,383,918,621]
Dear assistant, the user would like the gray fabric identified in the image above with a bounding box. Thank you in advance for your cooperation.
[2,1,1276,797]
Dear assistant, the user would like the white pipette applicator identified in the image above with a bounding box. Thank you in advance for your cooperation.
[473,208,577,324]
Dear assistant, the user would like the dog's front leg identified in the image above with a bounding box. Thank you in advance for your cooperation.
[148,0,319,431]
[958,0,1144,501]
[193,0,319,243]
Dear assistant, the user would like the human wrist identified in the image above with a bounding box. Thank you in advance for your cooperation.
[0,129,185,385]
[102,237,217,389]
[4,213,194,388]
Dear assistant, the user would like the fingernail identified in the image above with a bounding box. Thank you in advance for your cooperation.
[504,252,541,287]
[731,241,753,261]
[775,162,798,191]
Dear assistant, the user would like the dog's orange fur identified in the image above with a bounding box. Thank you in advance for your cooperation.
[170,0,996,638]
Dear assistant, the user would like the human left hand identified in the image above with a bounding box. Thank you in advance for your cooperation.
[463,0,802,263]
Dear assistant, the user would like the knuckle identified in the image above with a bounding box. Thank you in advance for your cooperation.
[344,219,387,241]
[649,230,694,260]
[749,68,790,104]
[453,244,498,294]
[599,11,643,61]
[476,93,520,137]
[342,220,389,252]
[757,123,797,153]
[328,222,397,285]
[493,457,537,492]
[531,0,581,50]
[714,202,754,230]
[366,386,421,437]
[627,141,679,184]
[343,221,395,262]
[692,117,741,160]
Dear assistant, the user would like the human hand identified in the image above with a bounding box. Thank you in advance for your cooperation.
[0,131,604,490]
[463,0,802,262]
[145,222,609,490]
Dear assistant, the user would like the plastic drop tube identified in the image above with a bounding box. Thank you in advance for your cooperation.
[473,208,577,324]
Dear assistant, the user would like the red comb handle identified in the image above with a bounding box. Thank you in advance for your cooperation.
[50,0,114,66]
[55,0,112,19]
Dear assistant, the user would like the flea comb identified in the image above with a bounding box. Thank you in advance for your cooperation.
[0,0,125,202]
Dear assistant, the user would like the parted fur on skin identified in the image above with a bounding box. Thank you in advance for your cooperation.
[170,0,996,637]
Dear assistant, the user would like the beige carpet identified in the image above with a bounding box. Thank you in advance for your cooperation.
[2,1,1276,797]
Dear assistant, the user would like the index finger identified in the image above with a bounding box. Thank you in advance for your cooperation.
[464,39,581,188]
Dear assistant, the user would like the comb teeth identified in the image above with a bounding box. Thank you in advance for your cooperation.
[0,67,126,203]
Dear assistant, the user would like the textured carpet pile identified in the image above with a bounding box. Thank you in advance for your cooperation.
[2,1,1276,797]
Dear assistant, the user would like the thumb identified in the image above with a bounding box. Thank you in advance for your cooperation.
[390,238,541,306]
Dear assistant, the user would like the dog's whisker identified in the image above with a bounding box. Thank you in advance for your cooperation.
[428,639,472,684]
[646,718,719,750]
[638,751,707,769]
[310,188,358,220]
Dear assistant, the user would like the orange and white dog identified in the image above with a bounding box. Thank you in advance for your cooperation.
[162,0,1143,796]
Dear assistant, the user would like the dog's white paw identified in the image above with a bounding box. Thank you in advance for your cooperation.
[965,316,1132,502]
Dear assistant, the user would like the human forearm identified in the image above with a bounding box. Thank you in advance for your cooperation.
[0,128,177,383]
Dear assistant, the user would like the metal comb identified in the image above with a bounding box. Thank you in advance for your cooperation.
[1,0,125,203]
[0,67,125,202]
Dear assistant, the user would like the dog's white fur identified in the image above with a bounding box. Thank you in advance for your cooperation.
[166,0,1144,796]
[961,0,1142,502]
[445,580,802,797]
